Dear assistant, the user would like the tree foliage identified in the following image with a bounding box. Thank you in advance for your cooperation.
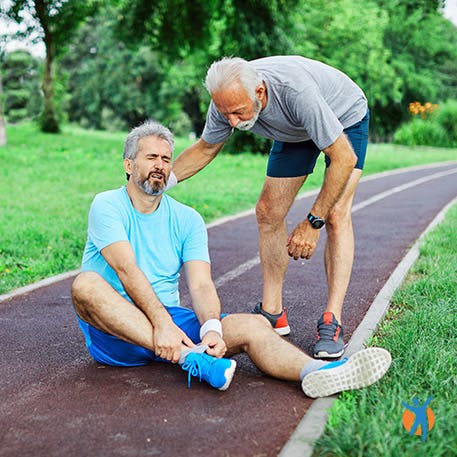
[2,50,42,123]
[2,0,100,132]
[3,0,457,144]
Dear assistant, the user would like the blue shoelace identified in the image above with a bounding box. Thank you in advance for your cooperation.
[182,354,208,388]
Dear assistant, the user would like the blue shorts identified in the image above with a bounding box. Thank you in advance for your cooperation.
[77,306,208,367]
[266,109,370,178]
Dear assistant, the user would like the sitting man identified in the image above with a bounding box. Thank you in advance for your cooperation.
[71,120,391,398]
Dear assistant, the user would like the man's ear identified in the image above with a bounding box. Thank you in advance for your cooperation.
[124,158,133,176]
[255,82,266,100]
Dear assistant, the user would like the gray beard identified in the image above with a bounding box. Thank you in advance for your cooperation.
[235,98,262,131]
[138,179,164,196]
[134,173,167,196]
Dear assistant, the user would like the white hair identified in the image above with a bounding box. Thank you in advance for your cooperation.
[123,120,174,161]
[204,57,262,100]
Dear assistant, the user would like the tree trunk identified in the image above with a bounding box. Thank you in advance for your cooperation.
[35,0,59,133]
[41,51,59,133]
[0,71,6,146]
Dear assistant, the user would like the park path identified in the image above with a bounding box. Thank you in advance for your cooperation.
[1,162,456,457]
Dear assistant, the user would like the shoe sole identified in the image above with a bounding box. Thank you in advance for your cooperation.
[313,348,345,359]
[275,325,291,336]
[218,360,237,391]
[301,347,392,398]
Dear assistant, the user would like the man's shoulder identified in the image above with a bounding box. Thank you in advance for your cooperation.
[93,187,125,202]
[163,194,205,225]
[164,194,200,215]
[91,187,127,213]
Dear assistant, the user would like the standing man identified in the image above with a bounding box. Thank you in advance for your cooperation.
[72,119,392,397]
[168,56,370,358]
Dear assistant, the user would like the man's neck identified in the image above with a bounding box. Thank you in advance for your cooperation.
[126,182,163,214]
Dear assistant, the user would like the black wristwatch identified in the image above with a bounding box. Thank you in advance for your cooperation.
[307,212,325,229]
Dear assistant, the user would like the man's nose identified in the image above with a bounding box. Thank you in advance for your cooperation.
[153,158,166,170]
[227,115,240,127]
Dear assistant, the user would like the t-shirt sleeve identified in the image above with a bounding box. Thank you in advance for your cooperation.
[181,210,210,264]
[87,194,129,252]
[293,89,344,150]
[201,101,234,144]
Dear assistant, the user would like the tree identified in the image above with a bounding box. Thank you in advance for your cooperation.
[0,37,7,146]
[373,0,457,137]
[1,0,99,132]
[59,10,166,131]
[2,50,42,123]
[115,0,299,149]
[0,70,6,146]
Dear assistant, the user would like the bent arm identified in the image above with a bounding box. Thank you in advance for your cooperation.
[310,133,357,218]
[101,241,173,327]
[173,138,225,182]
[184,260,221,323]
[184,260,226,357]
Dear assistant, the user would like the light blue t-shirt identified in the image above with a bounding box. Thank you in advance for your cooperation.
[82,187,210,307]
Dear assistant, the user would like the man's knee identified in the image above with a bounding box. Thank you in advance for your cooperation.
[326,205,352,234]
[71,271,102,307]
[223,313,272,346]
[256,196,285,228]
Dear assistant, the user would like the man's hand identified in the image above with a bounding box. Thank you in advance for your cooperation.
[202,331,227,358]
[287,219,321,260]
[153,320,195,363]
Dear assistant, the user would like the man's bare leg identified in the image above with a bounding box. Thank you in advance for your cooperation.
[256,176,307,316]
[222,313,392,397]
[323,168,362,323]
[222,314,312,381]
[72,271,158,350]
[313,169,362,358]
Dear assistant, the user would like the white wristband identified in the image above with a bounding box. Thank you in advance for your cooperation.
[164,170,178,191]
[199,319,223,339]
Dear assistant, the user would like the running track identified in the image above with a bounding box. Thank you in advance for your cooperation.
[1,162,456,457]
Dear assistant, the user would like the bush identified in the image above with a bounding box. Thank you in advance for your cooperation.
[223,130,272,154]
[393,118,449,147]
[393,100,457,148]
[434,100,457,145]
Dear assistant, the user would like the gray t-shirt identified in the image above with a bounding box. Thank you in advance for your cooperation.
[201,56,368,150]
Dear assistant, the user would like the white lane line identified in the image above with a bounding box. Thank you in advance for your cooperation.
[212,166,457,289]
[214,256,260,288]
[352,167,457,212]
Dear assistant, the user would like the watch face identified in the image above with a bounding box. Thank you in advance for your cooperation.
[312,219,325,229]
[308,213,325,229]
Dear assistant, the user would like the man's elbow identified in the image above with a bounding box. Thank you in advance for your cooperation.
[326,135,357,169]
[115,260,140,280]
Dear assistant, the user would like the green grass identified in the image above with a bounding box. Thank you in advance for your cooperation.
[312,204,457,457]
[1,122,456,294]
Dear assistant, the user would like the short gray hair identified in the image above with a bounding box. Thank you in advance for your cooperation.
[123,120,174,161]
[204,57,262,100]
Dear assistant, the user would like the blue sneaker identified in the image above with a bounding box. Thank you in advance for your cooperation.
[181,352,236,391]
[301,347,392,398]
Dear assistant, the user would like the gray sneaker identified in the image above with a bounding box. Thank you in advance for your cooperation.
[313,312,344,359]
[302,347,392,398]
[252,302,290,336]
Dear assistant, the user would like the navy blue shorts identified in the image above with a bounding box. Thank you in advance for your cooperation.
[77,307,212,367]
[266,109,370,178]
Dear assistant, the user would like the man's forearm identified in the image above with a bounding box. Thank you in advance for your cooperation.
[312,136,357,218]
[118,267,172,326]
[189,282,222,324]
[172,139,224,182]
